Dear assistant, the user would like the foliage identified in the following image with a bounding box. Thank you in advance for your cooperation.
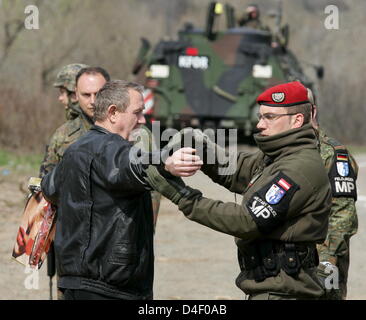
[0,0,365,153]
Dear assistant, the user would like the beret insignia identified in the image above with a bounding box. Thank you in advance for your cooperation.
[271,92,285,103]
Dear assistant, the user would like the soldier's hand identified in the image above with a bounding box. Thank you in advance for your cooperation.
[164,147,203,177]
[144,165,201,204]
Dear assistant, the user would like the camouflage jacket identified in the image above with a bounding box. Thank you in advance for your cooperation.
[316,129,358,264]
[65,101,82,121]
[39,104,93,178]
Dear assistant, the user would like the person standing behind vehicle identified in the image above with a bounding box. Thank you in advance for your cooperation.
[308,88,358,300]
[237,4,267,30]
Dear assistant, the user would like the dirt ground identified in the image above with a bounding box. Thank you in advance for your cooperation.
[1,152,365,300]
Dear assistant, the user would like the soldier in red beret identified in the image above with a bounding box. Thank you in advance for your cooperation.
[255,81,313,136]
[143,81,331,300]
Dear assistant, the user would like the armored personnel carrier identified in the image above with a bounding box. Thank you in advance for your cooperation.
[132,2,322,137]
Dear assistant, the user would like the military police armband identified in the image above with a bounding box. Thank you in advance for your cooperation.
[246,172,299,234]
[329,150,357,200]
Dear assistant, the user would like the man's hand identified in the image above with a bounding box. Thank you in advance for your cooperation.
[164,147,203,177]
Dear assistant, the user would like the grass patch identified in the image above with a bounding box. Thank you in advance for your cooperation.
[0,149,43,174]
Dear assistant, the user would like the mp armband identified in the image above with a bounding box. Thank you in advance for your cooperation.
[246,172,299,234]
[328,150,357,200]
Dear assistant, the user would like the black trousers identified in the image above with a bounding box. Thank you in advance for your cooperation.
[62,288,121,300]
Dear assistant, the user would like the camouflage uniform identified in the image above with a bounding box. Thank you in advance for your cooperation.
[39,103,92,178]
[316,129,358,300]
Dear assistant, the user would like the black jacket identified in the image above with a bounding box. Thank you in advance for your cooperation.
[41,125,154,299]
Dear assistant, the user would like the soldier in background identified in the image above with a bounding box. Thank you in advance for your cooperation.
[39,67,110,177]
[53,63,89,121]
[308,88,358,300]
[237,4,267,30]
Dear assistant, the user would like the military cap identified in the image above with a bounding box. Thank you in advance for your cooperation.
[53,63,89,92]
[256,81,309,107]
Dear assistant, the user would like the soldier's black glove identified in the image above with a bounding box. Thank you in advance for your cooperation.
[190,129,237,176]
[144,165,201,205]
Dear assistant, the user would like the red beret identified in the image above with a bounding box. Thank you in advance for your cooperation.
[256,81,309,107]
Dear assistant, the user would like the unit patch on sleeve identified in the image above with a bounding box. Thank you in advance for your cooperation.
[246,172,299,234]
[329,150,357,199]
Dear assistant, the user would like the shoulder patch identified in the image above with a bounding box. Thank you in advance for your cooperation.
[246,172,299,234]
[329,149,357,199]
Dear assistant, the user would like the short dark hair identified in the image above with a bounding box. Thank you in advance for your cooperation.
[93,80,144,122]
[286,103,312,124]
[75,67,110,86]
[307,87,319,123]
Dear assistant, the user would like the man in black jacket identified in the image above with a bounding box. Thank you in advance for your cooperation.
[41,80,154,300]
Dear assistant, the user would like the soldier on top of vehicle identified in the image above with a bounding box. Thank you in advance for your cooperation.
[237,4,267,30]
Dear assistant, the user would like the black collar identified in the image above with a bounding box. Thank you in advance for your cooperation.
[90,125,112,135]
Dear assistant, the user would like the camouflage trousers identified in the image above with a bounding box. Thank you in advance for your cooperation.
[318,239,350,300]
[337,250,350,299]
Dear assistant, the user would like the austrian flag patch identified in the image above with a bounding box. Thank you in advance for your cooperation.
[278,178,292,191]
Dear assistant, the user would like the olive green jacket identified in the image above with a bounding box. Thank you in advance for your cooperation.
[178,124,331,298]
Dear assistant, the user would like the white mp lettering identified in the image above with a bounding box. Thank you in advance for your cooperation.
[24,5,39,30]
[346,182,355,193]
[250,199,271,219]
[324,5,339,30]
[335,181,349,193]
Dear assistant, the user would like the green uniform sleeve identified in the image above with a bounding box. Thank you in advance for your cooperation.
[39,130,63,178]
[201,150,263,194]
[178,194,261,240]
